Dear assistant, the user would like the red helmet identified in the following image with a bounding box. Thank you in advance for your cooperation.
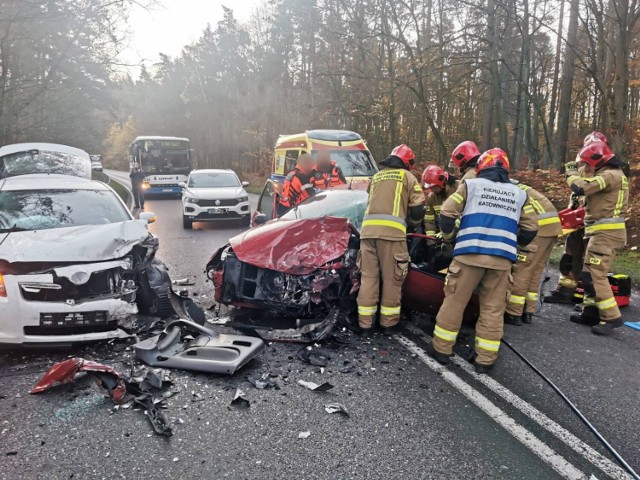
[577,141,614,170]
[476,148,511,173]
[583,131,608,146]
[451,141,481,169]
[391,144,415,169]
[422,165,448,190]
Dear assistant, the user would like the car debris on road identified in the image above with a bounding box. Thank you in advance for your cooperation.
[134,319,265,375]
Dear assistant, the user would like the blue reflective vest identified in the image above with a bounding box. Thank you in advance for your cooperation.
[453,178,527,262]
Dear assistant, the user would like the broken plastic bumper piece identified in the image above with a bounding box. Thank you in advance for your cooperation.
[134,319,265,375]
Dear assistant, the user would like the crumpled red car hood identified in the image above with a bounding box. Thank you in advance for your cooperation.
[229,217,355,275]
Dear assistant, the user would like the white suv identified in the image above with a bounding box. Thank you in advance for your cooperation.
[181,169,251,229]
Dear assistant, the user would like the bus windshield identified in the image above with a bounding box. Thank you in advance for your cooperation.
[312,150,377,177]
[131,139,191,175]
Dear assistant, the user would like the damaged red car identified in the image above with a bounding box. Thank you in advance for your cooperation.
[206,188,479,322]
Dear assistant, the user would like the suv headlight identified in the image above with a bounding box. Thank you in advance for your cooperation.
[238,196,249,203]
[184,197,198,204]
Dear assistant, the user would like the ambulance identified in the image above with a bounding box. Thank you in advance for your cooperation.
[255,130,377,222]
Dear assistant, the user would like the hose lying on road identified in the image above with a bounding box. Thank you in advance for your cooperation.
[501,338,640,480]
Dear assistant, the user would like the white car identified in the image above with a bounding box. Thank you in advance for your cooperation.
[0,174,158,345]
[0,143,92,179]
[181,169,251,229]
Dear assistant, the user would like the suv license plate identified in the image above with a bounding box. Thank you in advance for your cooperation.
[208,208,228,214]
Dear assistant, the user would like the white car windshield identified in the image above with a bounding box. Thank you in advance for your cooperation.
[188,172,240,188]
[0,189,131,232]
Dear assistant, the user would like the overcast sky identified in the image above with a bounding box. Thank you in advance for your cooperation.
[120,0,262,70]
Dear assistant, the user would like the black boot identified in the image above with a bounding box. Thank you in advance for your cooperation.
[504,312,523,326]
[569,306,599,326]
[474,362,495,374]
[592,318,624,335]
[425,342,451,365]
[521,313,534,324]
[544,287,574,304]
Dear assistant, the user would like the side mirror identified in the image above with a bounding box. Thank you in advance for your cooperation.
[139,211,157,224]
[254,213,268,225]
[178,182,186,188]
[242,181,250,187]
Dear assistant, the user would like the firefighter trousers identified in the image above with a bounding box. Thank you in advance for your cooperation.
[582,232,626,322]
[507,236,557,316]
[357,239,410,329]
[433,258,511,366]
[555,229,585,292]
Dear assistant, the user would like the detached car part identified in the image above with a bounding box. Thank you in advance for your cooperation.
[31,357,127,402]
[134,319,265,375]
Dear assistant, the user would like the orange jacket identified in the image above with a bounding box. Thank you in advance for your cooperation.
[313,161,346,190]
[279,167,315,208]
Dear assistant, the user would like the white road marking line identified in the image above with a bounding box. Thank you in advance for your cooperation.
[395,334,586,480]
[402,323,632,480]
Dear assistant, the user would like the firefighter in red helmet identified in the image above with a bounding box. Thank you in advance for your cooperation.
[545,131,609,305]
[422,165,459,237]
[357,144,425,335]
[426,148,538,373]
[566,141,628,335]
[450,141,481,181]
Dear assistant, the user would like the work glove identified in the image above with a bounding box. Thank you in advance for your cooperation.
[564,161,578,177]
[434,231,444,240]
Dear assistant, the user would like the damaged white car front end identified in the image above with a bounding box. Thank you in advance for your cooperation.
[0,222,159,345]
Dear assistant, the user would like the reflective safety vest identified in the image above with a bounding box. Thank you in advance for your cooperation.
[314,161,345,190]
[279,167,315,208]
[453,178,527,262]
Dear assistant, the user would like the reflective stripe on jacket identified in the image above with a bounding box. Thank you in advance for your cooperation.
[516,184,562,237]
[314,161,345,190]
[361,168,424,240]
[279,167,314,208]
[453,178,527,262]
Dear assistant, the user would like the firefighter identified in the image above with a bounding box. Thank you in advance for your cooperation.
[422,165,459,237]
[566,140,628,335]
[504,182,562,325]
[277,154,316,216]
[450,141,481,181]
[544,131,608,304]
[357,145,426,336]
[313,151,346,190]
[425,148,538,373]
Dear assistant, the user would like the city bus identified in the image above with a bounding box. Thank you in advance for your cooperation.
[129,136,192,195]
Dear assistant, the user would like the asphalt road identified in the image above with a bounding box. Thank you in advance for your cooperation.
[0,170,638,480]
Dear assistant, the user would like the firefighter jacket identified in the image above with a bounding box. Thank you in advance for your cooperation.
[516,184,562,237]
[424,181,460,235]
[279,167,315,208]
[361,167,425,241]
[566,166,628,236]
[440,179,538,265]
[313,161,346,190]
[461,168,477,181]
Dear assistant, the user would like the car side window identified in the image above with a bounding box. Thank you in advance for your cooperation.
[259,182,275,220]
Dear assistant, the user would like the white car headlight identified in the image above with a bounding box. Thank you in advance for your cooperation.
[184,197,198,204]
[238,196,249,203]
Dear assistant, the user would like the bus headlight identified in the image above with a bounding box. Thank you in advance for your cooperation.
[142,182,151,190]
[184,197,198,204]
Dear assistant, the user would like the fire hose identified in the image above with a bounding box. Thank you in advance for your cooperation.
[501,339,640,480]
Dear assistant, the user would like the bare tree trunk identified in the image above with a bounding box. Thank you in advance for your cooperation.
[554,0,579,166]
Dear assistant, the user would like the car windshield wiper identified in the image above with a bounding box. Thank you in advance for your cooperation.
[0,224,29,233]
